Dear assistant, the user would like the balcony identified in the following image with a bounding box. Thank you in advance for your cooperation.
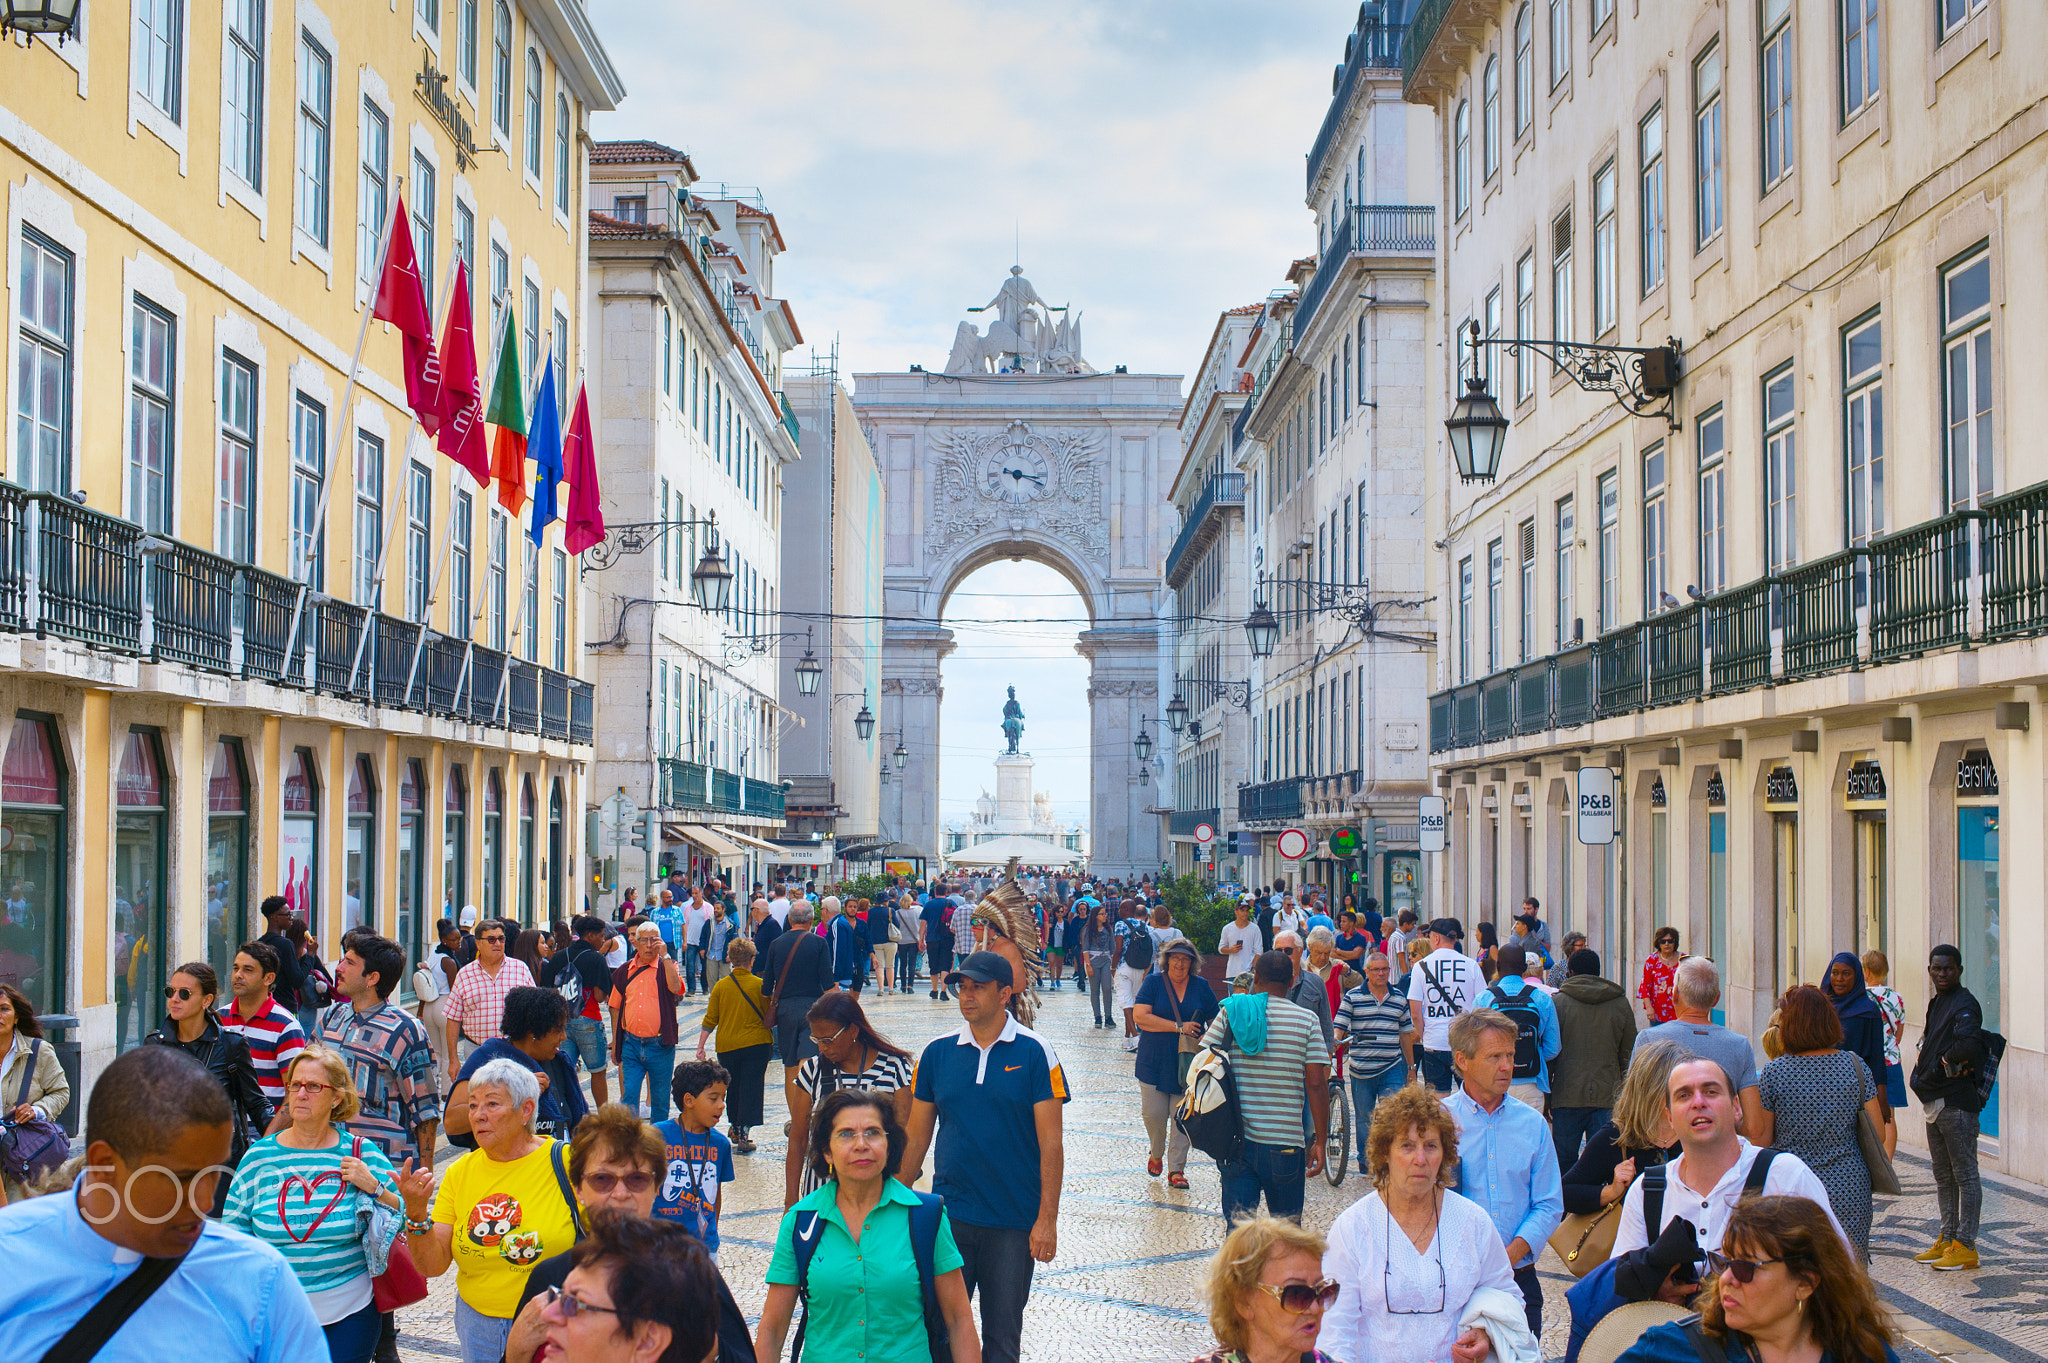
[1295,205,1435,339]
[655,759,787,822]
[0,483,593,745]
[1164,473,1246,587]
[1427,479,2048,753]
[777,392,801,445]
[1239,778,1304,824]
[1306,20,1407,194]
[1231,319,1292,446]
[1169,807,1220,838]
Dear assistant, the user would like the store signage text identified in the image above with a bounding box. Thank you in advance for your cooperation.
[1766,767,1800,804]
[1706,771,1726,805]
[1417,796,1448,853]
[1576,766,1616,845]
[417,55,478,171]
[1957,749,2000,797]
[1845,760,1887,803]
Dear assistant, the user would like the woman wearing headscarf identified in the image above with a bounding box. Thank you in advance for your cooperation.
[1823,951,1892,1129]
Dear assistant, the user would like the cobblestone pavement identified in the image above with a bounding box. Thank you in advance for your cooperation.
[395,972,2025,1362]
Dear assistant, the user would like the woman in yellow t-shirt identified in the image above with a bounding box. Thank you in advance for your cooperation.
[694,936,773,1152]
[397,1057,580,1363]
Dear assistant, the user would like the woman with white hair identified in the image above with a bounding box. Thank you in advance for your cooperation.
[396,1056,582,1363]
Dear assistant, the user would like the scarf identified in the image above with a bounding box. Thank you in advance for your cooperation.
[1219,991,1271,1056]
[1826,951,1881,1026]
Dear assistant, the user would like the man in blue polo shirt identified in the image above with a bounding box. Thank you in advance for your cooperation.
[903,950,1069,1363]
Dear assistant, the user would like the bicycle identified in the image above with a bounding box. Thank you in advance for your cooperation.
[1325,1037,1351,1187]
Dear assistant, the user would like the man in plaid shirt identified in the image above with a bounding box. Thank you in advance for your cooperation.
[443,918,534,1078]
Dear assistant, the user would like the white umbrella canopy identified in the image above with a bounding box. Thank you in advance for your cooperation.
[943,834,1081,867]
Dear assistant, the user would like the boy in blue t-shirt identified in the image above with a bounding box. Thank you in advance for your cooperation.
[653,1060,736,1262]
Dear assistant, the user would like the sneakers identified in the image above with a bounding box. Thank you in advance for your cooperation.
[1933,1243,1980,1272]
[1122,1037,1139,1052]
[1914,1238,1953,1264]
[929,989,939,999]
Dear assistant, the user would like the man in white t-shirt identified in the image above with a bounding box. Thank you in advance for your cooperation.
[680,890,713,994]
[767,885,791,926]
[1409,917,1482,1092]
[1217,899,1264,979]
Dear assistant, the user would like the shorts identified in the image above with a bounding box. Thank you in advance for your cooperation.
[565,1013,608,1070]
[1114,964,1147,1012]
[1885,1060,1907,1109]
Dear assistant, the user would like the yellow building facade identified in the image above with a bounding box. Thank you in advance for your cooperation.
[0,1,621,1092]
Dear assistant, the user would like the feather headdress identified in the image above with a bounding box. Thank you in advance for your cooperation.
[970,857,1048,1023]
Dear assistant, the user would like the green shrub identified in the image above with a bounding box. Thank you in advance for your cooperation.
[1159,872,1240,956]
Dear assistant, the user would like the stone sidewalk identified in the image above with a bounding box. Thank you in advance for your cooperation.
[395,975,2027,1361]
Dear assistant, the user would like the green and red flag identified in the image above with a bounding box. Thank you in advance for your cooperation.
[484,306,528,515]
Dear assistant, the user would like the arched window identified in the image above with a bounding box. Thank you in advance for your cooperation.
[2,715,68,1018]
[1483,55,1501,179]
[482,769,504,921]
[547,778,563,920]
[445,764,469,916]
[346,757,377,933]
[398,760,427,971]
[1454,99,1471,218]
[519,777,536,925]
[206,738,250,984]
[492,1,512,135]
[282,747,320,929]
[524,50,542,178]
[554,93,570,214]
[115,729,168,1052]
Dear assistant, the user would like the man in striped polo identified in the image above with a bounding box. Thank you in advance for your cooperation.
[220,938,307,1107]
[1334,949,1415,1172]
[1200,950,1331,1227]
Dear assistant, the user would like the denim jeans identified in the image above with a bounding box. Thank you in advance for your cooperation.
[1217,1138,1307,1228]
[322,1299,382,1363]
[896,944,920,989]
[1512,1263,1543,1338]
[454,1297,514,1363]
[619,1032,678,1121]
[1351,1066,1410,1166]
[1420,1048,1456,1092]
[952,1220,1035,1363]
[1551,1105,1612,1176]
[1927,1105,1983,1246]
[682,944,706,993]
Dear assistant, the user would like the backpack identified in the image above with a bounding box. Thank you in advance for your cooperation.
[1482,981,1543,1080]
[1640,1148,1778,1242]
[1175,1042,1246,1164]
[1120,924,1154,971]
[554,950,588,1013]
[790,1191,951,1363]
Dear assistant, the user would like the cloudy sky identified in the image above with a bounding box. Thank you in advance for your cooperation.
[591,0,1366,822]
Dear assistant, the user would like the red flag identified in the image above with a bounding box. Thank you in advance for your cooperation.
[433,261,489,485]
[562,380,606,555]
[373,198,443,435]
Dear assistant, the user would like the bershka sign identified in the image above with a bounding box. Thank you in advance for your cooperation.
[1418,796,1448,852]
[1576,765,1617,845]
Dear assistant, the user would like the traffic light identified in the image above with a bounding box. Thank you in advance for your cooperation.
[628,812,653,852]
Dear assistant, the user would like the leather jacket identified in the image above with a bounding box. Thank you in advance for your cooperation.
[144,1014,273,1160]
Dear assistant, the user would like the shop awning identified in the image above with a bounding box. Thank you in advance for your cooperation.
[717,827,788,855]
[675,824,748,863]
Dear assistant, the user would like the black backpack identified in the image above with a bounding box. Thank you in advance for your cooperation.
[1120,924,1154,971]
[1482,981,1543,1080]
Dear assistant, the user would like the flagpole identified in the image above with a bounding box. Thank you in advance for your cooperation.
[286,179,408,685]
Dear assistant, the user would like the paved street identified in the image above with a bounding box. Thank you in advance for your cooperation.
[392,971,2025,1362]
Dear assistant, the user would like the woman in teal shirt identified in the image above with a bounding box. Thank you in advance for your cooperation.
[755,1089,982,1363]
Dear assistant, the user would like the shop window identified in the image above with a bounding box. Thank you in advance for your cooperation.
[1956,747,2000,1136]
[282,748,320,928]
[115,729,169,1053]
[445,765,468,918]
[519,777,536,926]
[482,769,504,922]
[0,715,67,1018]
[346,757,376,933]
[548,779,564,920]
[398,760,426,976]
[206,738,250,984]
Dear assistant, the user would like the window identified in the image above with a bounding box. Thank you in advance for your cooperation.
[459,0,478,86]
[552,548,567,670]
[15,231,73,494]
[1941,0,1986,43]
[1548,0,1570,89]
[1765,366,1797,571]
[451,488,473,637]
[1844,314,1884,547]
[204,738,249,983]
[454,199,475,290]
[490,242,509,342]
[1698,405,1727,592]
[411,153,435,303]
[1483,56,1501,180]
[358,101,389,281]
[488,510,508,649]
[354,431,383,606]
[443,766,466,917]
[224,0,265,188]
[555,94,571,214]
[1643,443,1668,612]
[406,462,432,622]
[416,0,438,34]
[1842,0,1879,120]
[492,0,512,135]
[661,315,672,398]
[1761,0,1795,191]
[522,550,537,659]
[552,311,569,413]
[135,0,184,120]
[218,352,257,562]
[524,49,542,179]
[114,730,170,1050]
[522,279,541,383]
[1515,251,1536,402]
[1458,555,1474,682]
[1593,0,1615,26]
[1551,207,1574,347]
[345,758,377,934]
[1943,247,1994,510]
[1593,160,1617,334]
[1640,105,1666,295]
[296,32,332,248]
[1454,100,1471,218]
[1483,286,1503,394]
[1513,4,1534,136]
[128,301,175,534]
[291,395,325,588]
[1694,43,1724,247]
[1519,519,1537,660]
[1487,539,1504,670]
[1555,495,1576,647]
[1598,469,1620,630]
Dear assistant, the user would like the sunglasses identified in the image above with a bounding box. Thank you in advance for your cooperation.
[162,986,198,1001]
[581,1170,655,1194]
[541,1285,618,1321]
[1256,1278,1340,1313]
[1704,1250,1789,1284]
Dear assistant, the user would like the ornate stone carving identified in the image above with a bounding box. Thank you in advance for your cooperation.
[1085,679,1158,700]
[922,424,1107,564]
[882,677,943,696]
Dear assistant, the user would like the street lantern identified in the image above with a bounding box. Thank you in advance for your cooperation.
[1244,601,1280,659]
[853,700,876,741]
[1133,725,1154,762]
[880,761,892,785]
[1165,692,1189,734]
[793,648,823,695]
[892,738,908,768]
[2,0,82,38]
[1445,324,1509,483]
[690,521,734,613]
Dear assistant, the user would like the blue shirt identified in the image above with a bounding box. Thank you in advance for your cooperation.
[1480,974,1564,1093]
[1305,912,1336,934]
[647,900,686,950]
[912,1016,1070,1230]
[0,1183,327,1362]
[652,1119,735,1251]
[1444,1085,1563,1269]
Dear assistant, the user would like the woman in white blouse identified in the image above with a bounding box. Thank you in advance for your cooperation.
[1320,1085,1517,1363]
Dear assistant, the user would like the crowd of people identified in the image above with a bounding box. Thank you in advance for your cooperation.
[0,868,1994,1363]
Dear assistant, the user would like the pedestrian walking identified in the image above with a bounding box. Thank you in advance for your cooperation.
[1547,931,1589,990]
[695,936,772,1152]
[1113,899,1153,1051]
[257,894,313,1020]
[609,923,685,1122]
[1511,904,1551,968]
[902,951,1069,1363]
[892,894,923,992]
[757,1089,983,1363]
[1202,951,1331,1226]
[1270,931,1336,1051]
[922,886,958,999]
[0,983,69,1204]
[783,992,915,1207]
[682,888,712,995]
[1478,944,1561,1114]
[445,987,587,1146]
[1218,898,1264,980]
[1752,985,1882,1260]
[1560,1037,1684,1218]
[1637,927,1683,1025]
[1194,1215,1343,1363]
[444,920,536,1079]
[1410,918,1483,1093]
[653,1060,734,1261]
[1061,901,1087,988]
[763,900,833,1071]
[1473,920,1501,983]
[698,897,736,994]
[1134,939,1219,1188]
[1321,1085,1532,1363]
[219,939,308,1108]
[0,1046,327,1362]
[540,915,615,1108]
[1443,1008,1563,1337]
[521,1211,733,1363]
[1080,901,1117,1026]
[1909,944,1992,1273]
[1631,956,1763,1139]
[1333,951,1415,1172]
[1861,950,1907,1159]
[143,961,272,1213]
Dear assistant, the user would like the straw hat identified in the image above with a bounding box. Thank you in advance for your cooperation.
[1577,1302,1693,1363]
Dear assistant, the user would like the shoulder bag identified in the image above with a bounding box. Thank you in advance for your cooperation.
[1165,979,1200,1088]
[354,1135,430,1312]
[37,1252,189,1363]
[0,1040,70,1185]
[1549,1146,1673,1279]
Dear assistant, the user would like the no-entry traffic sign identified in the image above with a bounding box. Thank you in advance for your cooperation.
[1276,827,1311,860]
[1194,822,1215,845]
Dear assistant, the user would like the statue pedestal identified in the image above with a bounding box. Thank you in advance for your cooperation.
[993,753,1036,834]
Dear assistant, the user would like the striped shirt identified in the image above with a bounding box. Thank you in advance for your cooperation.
[793,1050,915,1194]
[1202,996,1332,1147]
[315,1000,444,1164]
[222,1133,398,1322]
[221,995,308,1102]
[1334,983,1413,1079]
[446,957,536,1044]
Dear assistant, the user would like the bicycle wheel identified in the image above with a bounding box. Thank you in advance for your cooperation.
[1325,1079,1350,1186]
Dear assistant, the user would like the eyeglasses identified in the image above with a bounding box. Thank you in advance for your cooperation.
[542,1286,619,1321]
[1384,1198,1449,1315]
[162,986,197,1001]
[286,1080,334,1095]
[1704,1250,1789,1284]
[809,1024,848,1048]
[1255,1278,1340,1314]
[581,1170,656,1194]
[480,935,506,946]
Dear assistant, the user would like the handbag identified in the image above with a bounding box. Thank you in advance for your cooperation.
[352,1137,430,1311]
[1856,1107,1902,1197]
[1549,1200,1623,1278]
[1,1040,70,1185]
[1164,979,1200,1087]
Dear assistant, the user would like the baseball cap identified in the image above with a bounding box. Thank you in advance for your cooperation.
[458,905,479,929]
[945,950,1015,989]
[1427,917,1463,940]
[1162,939,1200,965]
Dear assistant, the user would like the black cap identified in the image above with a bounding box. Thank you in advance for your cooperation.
[945,950,1014,989]
[1427,917,1464,940]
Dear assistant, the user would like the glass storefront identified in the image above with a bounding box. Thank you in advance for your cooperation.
[518,777,536,926]
[1650,809,1669,931]
[1855,815,1887,957]
[346,757,376,933]
[1958,799,2001,1138]
[482,770,503,923]
[206,739,249,984]
[1771,814,1799,998]
[397,761,425,978]
[444,765,467,918]
[1708,808,1727,1024]
[0,715,66,1018]
[548,779,564,920]
[1384,850,1420,920]
[114,729,168,1053]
